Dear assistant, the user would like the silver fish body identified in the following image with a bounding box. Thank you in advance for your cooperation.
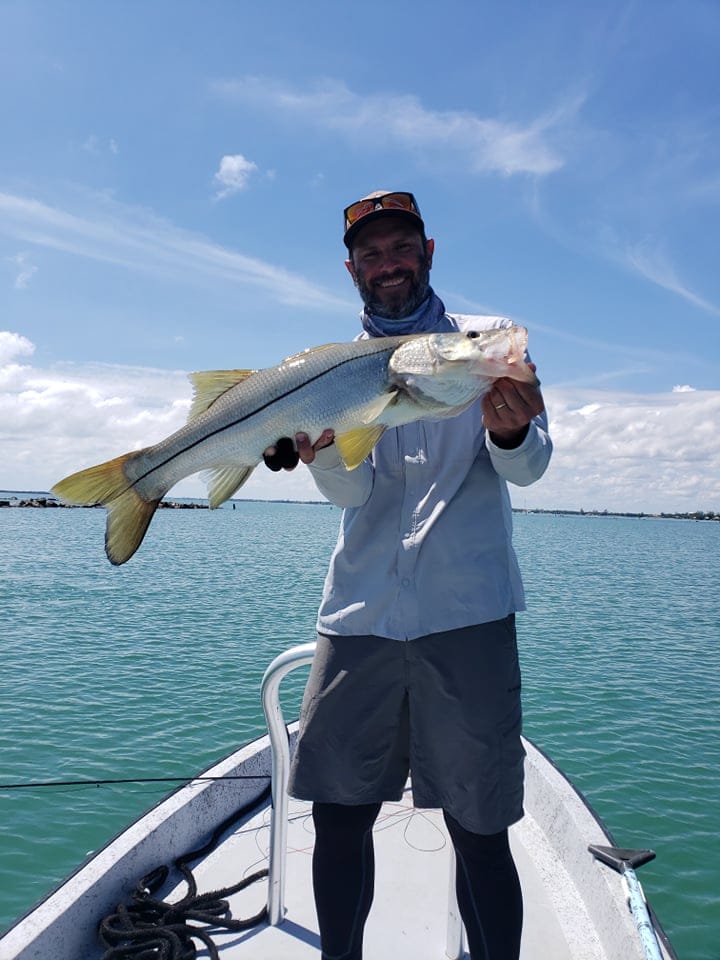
[52,326,535,564]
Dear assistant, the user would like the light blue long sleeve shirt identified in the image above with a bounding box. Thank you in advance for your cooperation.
[308,310,552,641]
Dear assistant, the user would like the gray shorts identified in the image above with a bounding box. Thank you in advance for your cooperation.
[288,617,525,835]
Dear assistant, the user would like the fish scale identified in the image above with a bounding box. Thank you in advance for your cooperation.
[123,340,402,498]
[52,326,535,563]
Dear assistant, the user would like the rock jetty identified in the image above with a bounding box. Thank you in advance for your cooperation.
[0,497,208,510]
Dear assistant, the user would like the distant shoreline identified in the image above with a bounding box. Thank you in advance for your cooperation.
[512,507,719,522]
[1,492,717,522]
[0,493,331,510]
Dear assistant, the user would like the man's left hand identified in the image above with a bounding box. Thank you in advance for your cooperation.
[482,363,545,449]
[263,430,335,471]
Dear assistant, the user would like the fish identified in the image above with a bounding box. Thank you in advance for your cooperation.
[52,325,537,565]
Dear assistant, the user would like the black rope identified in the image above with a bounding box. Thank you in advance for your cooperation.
[98,782,272,959]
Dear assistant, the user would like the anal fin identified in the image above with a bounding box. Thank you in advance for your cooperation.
[203,464,255,508]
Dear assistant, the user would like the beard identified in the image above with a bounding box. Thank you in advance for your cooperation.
[355,257,432,319]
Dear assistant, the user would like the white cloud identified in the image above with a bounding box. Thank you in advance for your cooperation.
[531,386,720,514]
[624,239,720,315]
[82,135,119,155]
[2,334,719,514]
[0,330,35,366]
[213,153,259,199]
[0,333,322,501]
[213,77,582,177]
[0,190,348,310]
[7,253,38,289]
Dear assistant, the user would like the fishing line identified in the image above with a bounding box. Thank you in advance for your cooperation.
[0,774,270,791]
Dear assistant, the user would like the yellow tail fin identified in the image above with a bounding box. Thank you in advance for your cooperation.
[52,453,161,565]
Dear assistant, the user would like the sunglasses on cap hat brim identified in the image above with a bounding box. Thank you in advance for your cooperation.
[343,191,424,248]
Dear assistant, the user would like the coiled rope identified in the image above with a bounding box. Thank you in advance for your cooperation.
[98,782,271,959]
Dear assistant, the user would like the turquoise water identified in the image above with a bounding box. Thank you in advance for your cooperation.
[1,498,718,958]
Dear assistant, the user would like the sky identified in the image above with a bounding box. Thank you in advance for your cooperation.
[1,0,719,513]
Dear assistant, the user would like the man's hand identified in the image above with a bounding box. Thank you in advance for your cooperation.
[482,363,545,449]
[263,430,335,471]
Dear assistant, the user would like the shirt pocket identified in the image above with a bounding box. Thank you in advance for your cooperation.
[422,405,485,467]
[372,427,404,477]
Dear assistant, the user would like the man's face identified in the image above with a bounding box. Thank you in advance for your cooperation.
[346,218,434,319]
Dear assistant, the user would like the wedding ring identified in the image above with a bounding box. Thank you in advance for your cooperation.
[494,403,507,410]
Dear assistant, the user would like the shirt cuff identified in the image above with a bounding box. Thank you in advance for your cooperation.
[486,425,534,457]
[308,443,344,471]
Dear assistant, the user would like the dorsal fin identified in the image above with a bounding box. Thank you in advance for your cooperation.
[281,343,341,366]
[187,369,256,420]
[335,425,386,470]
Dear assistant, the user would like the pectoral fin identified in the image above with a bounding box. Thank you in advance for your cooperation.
[188,370,257,420]
[335,425,386,470]
[358,389,399,424]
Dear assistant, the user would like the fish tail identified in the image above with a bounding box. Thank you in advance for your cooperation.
[52,452,163,565]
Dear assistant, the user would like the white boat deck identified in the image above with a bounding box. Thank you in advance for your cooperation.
[0,741,675,960]
[159,783,607,959]
[0,697,675,960]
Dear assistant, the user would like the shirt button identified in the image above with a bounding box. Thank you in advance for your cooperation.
[401,578,411,587]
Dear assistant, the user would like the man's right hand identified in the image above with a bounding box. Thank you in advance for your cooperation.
[263,430,335,471]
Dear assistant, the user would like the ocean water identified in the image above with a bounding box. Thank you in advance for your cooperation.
[0,496,718,959]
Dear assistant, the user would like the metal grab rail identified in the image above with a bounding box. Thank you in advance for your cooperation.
[260,642,317,926]
[260,641,463,958]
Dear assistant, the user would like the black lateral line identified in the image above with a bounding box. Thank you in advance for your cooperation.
[131,346,392,487]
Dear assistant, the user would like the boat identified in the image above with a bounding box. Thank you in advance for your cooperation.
[0,642,677,959]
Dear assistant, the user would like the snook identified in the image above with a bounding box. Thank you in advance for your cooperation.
[52,326,536,565]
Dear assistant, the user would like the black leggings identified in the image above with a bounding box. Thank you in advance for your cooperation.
[312,802,522,960]
[443,810,523,960]
[312,801,381,960]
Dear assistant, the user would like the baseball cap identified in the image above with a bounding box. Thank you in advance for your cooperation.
[343,190,425,249]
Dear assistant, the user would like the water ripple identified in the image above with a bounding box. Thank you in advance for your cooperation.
[1,505,718,959]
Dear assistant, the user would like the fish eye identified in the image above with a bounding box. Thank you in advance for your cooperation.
[466,330,480,339]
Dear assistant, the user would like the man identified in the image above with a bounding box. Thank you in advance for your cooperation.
[264,191,552,960]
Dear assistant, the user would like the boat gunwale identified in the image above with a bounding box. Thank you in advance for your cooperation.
[0,728,678,960]
[0,730,277,957]
[522,736,677,960]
